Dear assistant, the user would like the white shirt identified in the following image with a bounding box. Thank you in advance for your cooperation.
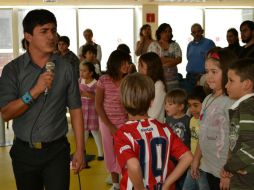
[148,80,166,122]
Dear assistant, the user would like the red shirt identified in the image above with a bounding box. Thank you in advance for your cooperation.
[114,118,189,190]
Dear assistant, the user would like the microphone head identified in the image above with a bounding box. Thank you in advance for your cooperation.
[45,62,55,73]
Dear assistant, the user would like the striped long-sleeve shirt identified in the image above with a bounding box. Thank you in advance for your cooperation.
[224,93,254,190]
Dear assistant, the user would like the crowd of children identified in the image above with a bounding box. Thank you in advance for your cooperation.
[73,39,254,190]
[116,47,253,190]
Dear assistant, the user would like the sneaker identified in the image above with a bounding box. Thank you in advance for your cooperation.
[105,175,112,185]
[97,156,104,161]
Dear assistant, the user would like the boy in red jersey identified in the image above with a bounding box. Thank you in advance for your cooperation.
[114,73,193,190]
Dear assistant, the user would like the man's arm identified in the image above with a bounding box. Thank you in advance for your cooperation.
[1,72,53,121]
[126,158,147,190]
[69,108,84,174]
[163,151,193,190]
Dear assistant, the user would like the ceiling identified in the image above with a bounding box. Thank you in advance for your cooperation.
[0,0,254,6]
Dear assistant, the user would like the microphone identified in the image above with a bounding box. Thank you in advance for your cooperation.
[44,62,55,95]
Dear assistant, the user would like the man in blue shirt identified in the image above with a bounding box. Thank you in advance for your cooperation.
[185,23,215,93]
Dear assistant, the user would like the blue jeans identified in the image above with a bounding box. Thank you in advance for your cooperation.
[182,168,210,190]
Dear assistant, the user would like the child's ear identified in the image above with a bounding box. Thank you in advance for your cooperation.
[243,79,253,92]
[179,103,185,111]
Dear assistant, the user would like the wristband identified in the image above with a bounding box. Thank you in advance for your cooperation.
[21,91,34,105]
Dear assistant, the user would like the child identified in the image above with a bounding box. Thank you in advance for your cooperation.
[220,58,254,190]
[182,86,210,190]
[79,62,103,161]
[95,50,130,190]
[81,44,101,76]
[117,43,137,74]
[191,47,236,190]
[114,73,193,190]
[165,88,191,190]
[138,52,166,122]
[57,36,80,78]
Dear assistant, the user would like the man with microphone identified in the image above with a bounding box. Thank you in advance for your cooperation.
[0,9,84,190]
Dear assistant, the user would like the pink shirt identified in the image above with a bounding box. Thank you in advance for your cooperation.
[97,74,127,127]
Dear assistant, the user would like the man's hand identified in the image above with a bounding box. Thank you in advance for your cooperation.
[33,72,54,95]
[71,150,84,174]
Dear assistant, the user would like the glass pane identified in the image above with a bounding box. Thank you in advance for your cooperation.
[0,9,13,76]
[205,9,253,47]
[18,8,77,55]
[78,8,134,71]
[159,6,203,77]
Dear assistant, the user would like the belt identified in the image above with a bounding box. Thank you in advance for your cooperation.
[14,136,66,149]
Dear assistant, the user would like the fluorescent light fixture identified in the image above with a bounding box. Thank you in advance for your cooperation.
[155,0,206,2]
[43,0,58,2]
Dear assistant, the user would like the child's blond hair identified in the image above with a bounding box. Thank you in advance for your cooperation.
[120,73,155,116]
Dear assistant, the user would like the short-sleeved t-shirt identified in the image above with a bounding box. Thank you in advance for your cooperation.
[97,74,127,126]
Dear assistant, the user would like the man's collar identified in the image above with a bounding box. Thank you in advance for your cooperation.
[193,36,204,43]
[230,93,254,109]
[23,52,57,68]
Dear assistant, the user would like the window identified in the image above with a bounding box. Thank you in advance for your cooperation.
[159,6,203,76]
[0,9,13,75]
[78,8,134,71]
[205,9,253,47]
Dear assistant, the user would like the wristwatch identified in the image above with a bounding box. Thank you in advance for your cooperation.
[21,91,34,105]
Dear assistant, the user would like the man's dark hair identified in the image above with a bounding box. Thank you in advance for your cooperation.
[23,9,57,34]
[240,20,254,30]
[58,36,70,46]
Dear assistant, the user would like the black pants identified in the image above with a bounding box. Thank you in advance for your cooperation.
[10,137,70,190]
[206,172,220,190]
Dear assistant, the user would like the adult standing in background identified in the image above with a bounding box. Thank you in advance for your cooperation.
[186,23,215,94]
[148,23,182,92]
[0,9,84,190]
[79,28,102,63]
[225,28,243,58]
[239,20,254,58]
[135,24,154,56]
[58,36,80,78]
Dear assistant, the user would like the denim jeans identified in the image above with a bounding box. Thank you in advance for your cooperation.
[182,168,210,190]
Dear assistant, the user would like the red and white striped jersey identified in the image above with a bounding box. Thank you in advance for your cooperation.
[114,118,188,190]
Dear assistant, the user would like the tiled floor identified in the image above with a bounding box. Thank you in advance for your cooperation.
[0,122,111,190]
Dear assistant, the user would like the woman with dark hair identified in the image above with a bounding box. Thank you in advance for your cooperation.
[135,24,154,56]
[226,28,243,57]
[148,23,182,92]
